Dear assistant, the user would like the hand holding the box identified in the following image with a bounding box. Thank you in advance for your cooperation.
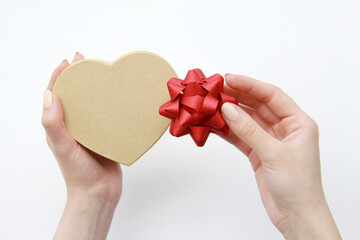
[220,74,341,240]
[41,52,122,240]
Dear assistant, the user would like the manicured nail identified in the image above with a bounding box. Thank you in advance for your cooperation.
[44,90,53,108]
[58,59,68,68]
[222,103,239,121]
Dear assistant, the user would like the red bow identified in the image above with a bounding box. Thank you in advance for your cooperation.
[159,69,237,146]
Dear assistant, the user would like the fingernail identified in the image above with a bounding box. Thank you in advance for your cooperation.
[222,103,239,121]
[44,90,53,108]
[58,59,68,67]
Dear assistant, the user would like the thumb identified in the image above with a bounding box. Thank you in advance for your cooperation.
[221,102,277,156]
[41,90,77,156]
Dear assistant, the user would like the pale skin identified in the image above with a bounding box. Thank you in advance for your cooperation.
[42,52,341,240]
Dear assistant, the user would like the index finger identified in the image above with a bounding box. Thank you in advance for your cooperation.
[47,52,85,91]
[225,74,303,119]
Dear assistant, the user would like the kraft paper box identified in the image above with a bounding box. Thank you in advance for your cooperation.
[53,51,177,166]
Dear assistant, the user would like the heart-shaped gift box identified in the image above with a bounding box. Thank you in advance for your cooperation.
[53,51,177,166]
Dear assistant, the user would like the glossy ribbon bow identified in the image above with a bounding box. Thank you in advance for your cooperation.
[159,69,237,146]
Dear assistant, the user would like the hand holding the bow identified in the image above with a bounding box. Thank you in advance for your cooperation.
[220,74,341,240]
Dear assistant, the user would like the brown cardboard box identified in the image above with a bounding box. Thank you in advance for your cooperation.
[53,51,177,166]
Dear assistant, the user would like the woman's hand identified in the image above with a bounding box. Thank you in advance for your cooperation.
[41,52,123,240]
[220,74,341,240]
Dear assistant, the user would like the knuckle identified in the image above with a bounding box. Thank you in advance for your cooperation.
[272,85,282,93]
[309,120,319,137]
[53,145,69,159]
[310,119,319,132]
[269,85,283,96]
[303,116,319,138]
[41,113,58,130]
[263,85,284,103]
[260,142,282,162]
[237,121,257,139]
[54,140,77,160]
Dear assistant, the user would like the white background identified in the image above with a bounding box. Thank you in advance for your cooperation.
[0,0,359,239]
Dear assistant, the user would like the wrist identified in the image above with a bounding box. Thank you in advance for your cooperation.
[281,199,341,240]
[54,192,118,240]
[66,192,107,213]
[67,183,120,207]
[54,193,104,240]
[66,191,118,221]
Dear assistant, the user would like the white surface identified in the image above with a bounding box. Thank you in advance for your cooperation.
[0,1,359,239]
